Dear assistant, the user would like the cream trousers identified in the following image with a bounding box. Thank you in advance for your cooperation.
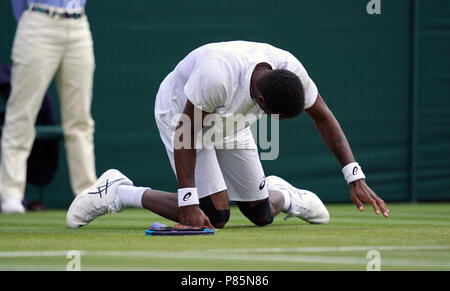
[0,10,96,200]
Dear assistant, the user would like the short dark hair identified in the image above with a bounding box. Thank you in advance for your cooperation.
[256,69,305,118]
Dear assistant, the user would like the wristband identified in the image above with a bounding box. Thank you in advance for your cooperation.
[342,162,366,184]
[178,188,199,207]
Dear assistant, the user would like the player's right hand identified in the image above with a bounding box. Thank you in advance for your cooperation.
[178,205,215,229]
[350,179,389,218]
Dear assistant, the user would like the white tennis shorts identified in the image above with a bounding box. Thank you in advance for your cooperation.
[155,115,269,202]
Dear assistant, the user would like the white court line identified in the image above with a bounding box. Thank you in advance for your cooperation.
[0,251,68,258]
[208,245,450,254]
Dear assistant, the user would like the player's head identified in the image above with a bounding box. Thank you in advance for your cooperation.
[255,69,305,119]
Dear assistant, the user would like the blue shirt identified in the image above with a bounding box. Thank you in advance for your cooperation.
[11,0,87,21]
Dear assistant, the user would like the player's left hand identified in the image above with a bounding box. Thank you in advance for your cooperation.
[349,179,389,218]
[178,205,215,230]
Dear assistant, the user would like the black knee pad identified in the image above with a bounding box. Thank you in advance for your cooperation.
[199,196,230,228]
[236,198,273,226]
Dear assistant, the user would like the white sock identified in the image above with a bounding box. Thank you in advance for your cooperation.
[116,185,150,209]
[281,190,291,212]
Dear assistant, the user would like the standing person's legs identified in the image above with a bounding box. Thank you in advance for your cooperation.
[56,16,96,196]
[0,11,63,213]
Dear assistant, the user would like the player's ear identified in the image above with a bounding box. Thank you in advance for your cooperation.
[256,95,272,115]
[256,95,265,106]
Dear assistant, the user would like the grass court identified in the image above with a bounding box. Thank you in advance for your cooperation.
[0,203,449,271]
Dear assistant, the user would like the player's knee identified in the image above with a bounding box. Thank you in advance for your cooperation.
[210,209,230,229]
[237,198,273,227]
[249,214,273,227]
[199,195,230,229]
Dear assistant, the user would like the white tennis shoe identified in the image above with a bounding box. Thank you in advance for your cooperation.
[266,175,330,224]
[66,169,133,229]
[1,198,26,214]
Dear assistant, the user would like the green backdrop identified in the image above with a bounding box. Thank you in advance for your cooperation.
[0,0,449,208]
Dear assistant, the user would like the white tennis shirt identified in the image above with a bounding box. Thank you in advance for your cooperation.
[154,40,318,149]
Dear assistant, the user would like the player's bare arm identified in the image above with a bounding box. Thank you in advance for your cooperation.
[174,100,215,229]
[305,94,389,218]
